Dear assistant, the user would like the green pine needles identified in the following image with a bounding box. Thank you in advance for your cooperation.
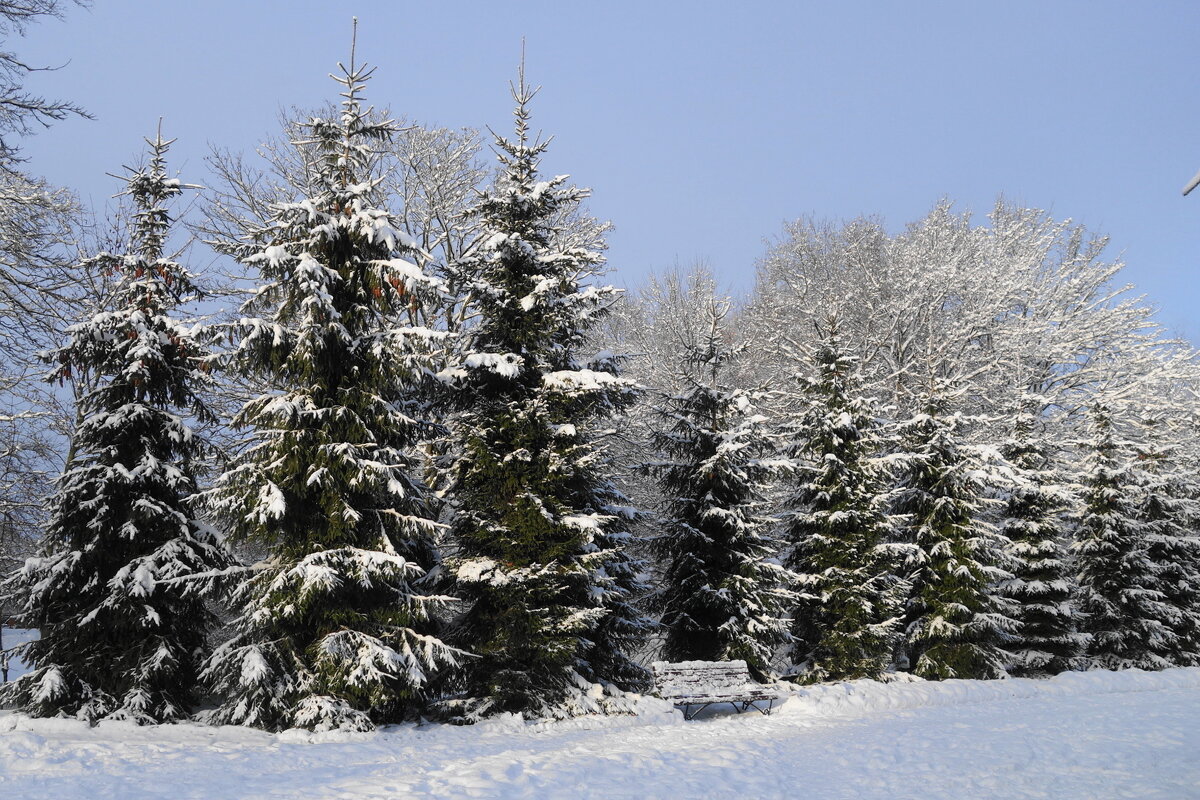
[783,318,903,682]
[1137,429,1200,666]
[996,401,1083,677]
[200,48,458,732]
[1074,405,1177,671]
[895,395,1011,680]
[645,301,790,678]
[443,69,648,720]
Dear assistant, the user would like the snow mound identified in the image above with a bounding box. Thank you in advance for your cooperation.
[776,666,1200,717]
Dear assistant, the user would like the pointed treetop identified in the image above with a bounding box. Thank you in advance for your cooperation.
[99,127,202,272]
[510,38,540,147]
[332,16,379,128]
[488,40,550,163]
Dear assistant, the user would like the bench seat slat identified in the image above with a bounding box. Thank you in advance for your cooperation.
[663,692,778,704]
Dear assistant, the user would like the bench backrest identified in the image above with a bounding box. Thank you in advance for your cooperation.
[652,659,754,697]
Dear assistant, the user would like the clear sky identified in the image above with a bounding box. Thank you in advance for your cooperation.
[12,0,1200,341]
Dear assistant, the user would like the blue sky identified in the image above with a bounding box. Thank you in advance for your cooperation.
[14,0,1200,341]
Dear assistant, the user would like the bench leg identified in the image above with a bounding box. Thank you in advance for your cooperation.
[744,699,774,716]
[676,699,774,719]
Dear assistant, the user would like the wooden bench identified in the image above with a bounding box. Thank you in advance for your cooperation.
[652,660,781,720]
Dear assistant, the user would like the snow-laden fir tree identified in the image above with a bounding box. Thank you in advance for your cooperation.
[782,317,904,682]
[1073,405,1181,671]
[3,131,231,723]
[443,69,649,719]
[644,300,790,678]
[1073,405,1179,670]
[894,394,1012,680]
[200,45,458,732]
[994,399,1084,677]
[1136,423,1200,666]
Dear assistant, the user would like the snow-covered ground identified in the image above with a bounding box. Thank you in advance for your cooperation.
[0,632,1197,799]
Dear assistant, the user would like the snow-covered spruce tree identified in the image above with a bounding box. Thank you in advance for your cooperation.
[782,317,904,682]
[894,396,1011,680]
[3,131,231,723]
[644,300,790,678]
[1137,419,1200,671]
[1073,405,1178,670]
[1136,426,1200,666]
[995,400,1083,677]
[200,49,458,732]
[443,71,648,720]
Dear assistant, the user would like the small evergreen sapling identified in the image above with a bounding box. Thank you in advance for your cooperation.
[4,131,230,723]
[782,318,904,682]
[201,45,458,732]
[644,301,791,677]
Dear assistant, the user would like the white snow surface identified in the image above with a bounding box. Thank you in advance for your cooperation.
[1,657,1199,798]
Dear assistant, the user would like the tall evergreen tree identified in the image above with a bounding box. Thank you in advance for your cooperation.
[1074,404,1177,670]
[895,396,1011,680]
[200,45,457,732]
[1137,424,1200,671]
[1137,435,1200,666]
[995,400,1083,677]
[3,131,230,723]
[783,317,903,682]
[644,301,790,677]
[444,69,648,720]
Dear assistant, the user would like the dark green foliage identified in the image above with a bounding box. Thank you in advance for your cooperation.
[4,132,231,723]
[201,53,456,732]
[444,74,649,719]
[1139,468,1200,666]
[995,405,1083,677]
[1074,405,1177,670]
[783,319,903,682]
[1132,416,1200,666]
[895,400,1011,680]
[645,303,790,677]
